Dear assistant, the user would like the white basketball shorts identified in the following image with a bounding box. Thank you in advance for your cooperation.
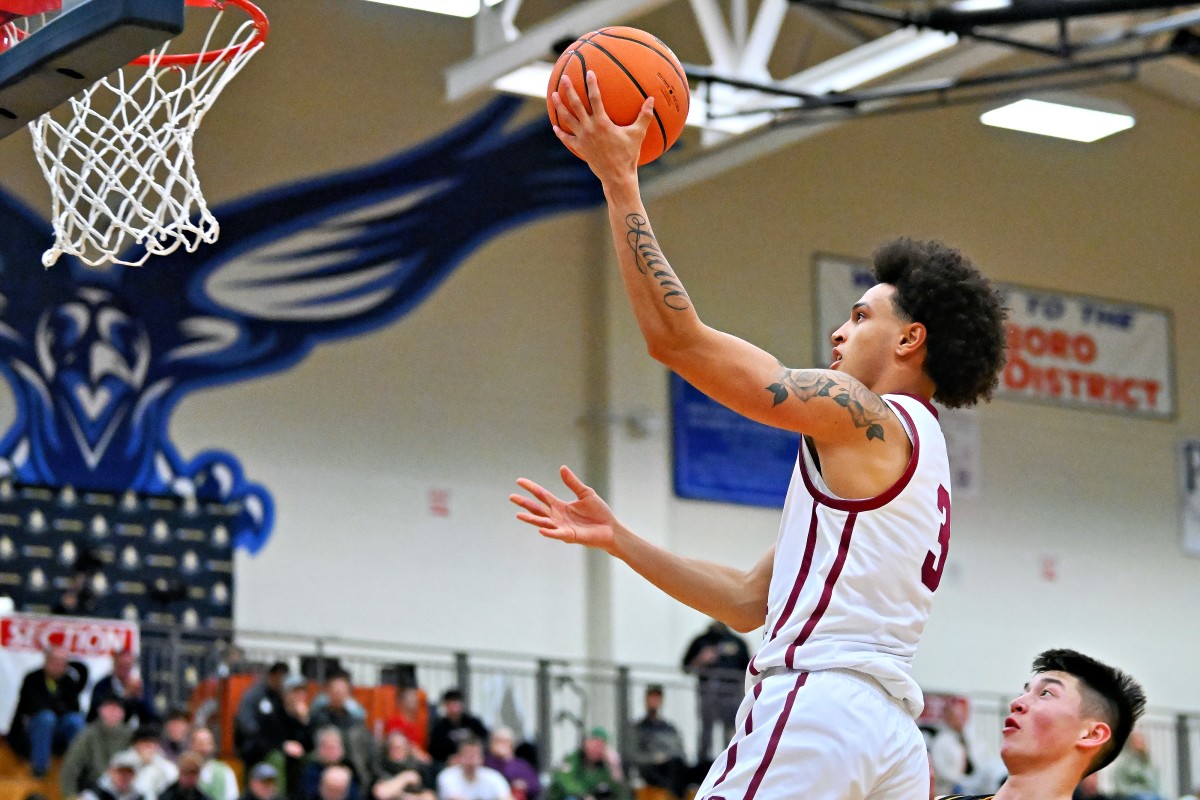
[694,668,929,800]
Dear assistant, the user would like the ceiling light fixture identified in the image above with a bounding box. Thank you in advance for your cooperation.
[980,97,1135,142]
[361,0,502,18]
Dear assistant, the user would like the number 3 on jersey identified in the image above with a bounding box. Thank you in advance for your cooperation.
[921,485,951,592]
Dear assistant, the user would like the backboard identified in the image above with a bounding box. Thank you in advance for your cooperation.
[0,0,185,140]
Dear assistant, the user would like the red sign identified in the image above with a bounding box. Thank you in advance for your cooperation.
[0,1,62,15]
[0,614,138,656]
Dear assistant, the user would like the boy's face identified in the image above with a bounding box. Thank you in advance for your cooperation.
[1001,671,1106,772]
[829,283,913,390]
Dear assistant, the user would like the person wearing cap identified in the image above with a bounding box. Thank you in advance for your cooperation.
[61,695,135,799]
[158,751,209,800]
[241,763,284,800]
[127,724,179,800]
[546,729,629,800]
[428,690,489,767]
[236,663,293,768]
[78,750,147,800]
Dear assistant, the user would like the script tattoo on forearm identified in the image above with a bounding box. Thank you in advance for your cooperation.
[766,368,888,441]
[625,213,690,310]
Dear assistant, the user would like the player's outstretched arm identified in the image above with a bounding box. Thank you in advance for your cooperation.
[510,466,771,632]
[550,73,898,447]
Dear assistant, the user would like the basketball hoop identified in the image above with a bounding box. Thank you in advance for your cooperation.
[29,0,269,268]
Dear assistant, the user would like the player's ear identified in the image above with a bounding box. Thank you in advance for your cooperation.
[896,322,927,358]
[1078,720,1112,756]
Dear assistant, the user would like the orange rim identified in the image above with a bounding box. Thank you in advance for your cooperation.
[132,0,268,68]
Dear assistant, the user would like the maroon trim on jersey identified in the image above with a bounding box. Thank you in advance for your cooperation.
[784,512,857,667]
[711,680,764,790]
[798,400,920,512]
[748,504,820,678]
[890,392,939,420]
[743,672,808,800]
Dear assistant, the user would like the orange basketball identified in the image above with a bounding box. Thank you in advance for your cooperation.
[546,27,690,166]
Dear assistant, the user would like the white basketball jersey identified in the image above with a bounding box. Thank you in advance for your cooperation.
[748,393,951,718]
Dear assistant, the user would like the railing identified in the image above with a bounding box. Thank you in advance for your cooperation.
[136,626,1198,796]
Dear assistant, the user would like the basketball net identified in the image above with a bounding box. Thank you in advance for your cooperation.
[28,0,267,268]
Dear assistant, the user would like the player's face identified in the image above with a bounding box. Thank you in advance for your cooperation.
[1001,671,1091,768]
[829,284,908,389]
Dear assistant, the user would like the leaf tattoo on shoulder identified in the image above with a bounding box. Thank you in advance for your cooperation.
[766,369,889,441]
[625,213,690,311]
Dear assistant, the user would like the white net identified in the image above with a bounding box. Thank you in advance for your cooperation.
[28,2,265,268]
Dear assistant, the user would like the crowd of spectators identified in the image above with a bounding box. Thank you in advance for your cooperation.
[6,641,1195,800]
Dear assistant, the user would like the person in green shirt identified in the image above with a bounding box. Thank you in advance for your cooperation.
[546,728,630,800]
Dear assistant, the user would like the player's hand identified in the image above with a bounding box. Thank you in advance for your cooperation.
[510,465,619,554]
[551,71,654,184]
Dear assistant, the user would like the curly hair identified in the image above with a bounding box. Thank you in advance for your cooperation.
[872,237,1007,408]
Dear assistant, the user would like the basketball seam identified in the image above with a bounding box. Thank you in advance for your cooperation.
[552,48,591,131]
[591,30,690,115]
[578,39,669,155]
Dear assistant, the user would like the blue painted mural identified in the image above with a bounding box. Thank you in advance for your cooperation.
[0,97,603,556]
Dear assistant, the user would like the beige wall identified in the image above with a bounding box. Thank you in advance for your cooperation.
[0,0,1197,708]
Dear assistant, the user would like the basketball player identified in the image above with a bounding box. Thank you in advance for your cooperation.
[941,648,1145,800]
[512,73,1007,800]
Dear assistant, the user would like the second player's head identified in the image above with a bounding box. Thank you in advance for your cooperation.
[868,238,1007,408]
[1002,648,1146,780]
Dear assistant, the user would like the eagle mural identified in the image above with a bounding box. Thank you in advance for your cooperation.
[0,97,603,558]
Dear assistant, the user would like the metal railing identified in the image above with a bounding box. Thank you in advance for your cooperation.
[136,626,1198,795]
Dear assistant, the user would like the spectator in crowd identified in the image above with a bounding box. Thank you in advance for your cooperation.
[300,727,363,800]
[127,725,179,800]
[371,731,435,800]
[309,672,373,788]
[1112,731,1164,800]
[10,645,90,777]
[61,696,134,799]
[317,766,357,800]
[483,727,539,800]
[190,727,239,800]
[428,690,488,767]
[236,663,293,768]
[545,728,629,800]
[158,752,208,800]
[930,697,984,796]
[241,764,285,800]
[383,688,432,758]
[78,750,145,800]
[680,620,749,765]
[628,686,688,800]
[88,651,158,728]
[436,738,510,800]
[161,710,193,764]
[1074,773,1119,800]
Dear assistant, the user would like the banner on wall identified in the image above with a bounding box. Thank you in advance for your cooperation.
[0,612,137,735]
[671,373,799,507]
[814,255,1176,419]
[1180,440,1200,557]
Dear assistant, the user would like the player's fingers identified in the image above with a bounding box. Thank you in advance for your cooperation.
[550,91,580,130]
[558,75,590,120]
[515,478,561,508]
[559,465,591,499]
[509,494,546,517]
[631,96,655,138]
[514,511,552,528]
[585,71,610,122]
[537,527,573,543]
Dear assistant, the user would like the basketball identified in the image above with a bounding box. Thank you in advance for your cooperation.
[546,27,690,166]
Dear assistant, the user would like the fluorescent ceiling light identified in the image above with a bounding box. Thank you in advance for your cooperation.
[362,0,502,17]
[980,98,1134,142]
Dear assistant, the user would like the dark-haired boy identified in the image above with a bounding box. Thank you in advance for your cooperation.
[512,73,1009,800]
[941,648,1146,800]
